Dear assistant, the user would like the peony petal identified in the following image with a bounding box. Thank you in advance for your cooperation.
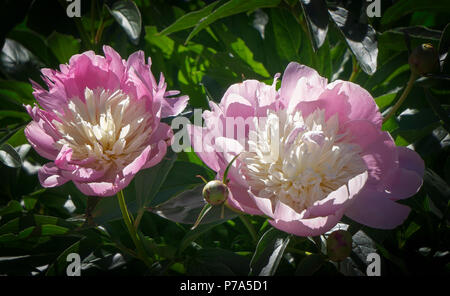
[280,62,327,111]
[270,209,345,237]
[383,167,423,201]
[226,182,263,215]
[397,146,425,177]
[38,163,69,187]
[143,140,167,169]
[319,80,383,128]
[160,94,189,118]
[187,124,220,172]
[74,180,117,197]
[24,121,59,160]
[250,190,275,218]
[344,186,411,229]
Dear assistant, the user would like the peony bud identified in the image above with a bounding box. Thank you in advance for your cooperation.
[326,230,353,262]
[408,43,439,76]
[202,180,229,205]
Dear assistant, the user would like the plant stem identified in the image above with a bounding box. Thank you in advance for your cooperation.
[285,247,312,256]
[134,208,145,230]
[348,55,358,82]
[383,72,418,123]
[239,215,258,243]
[117,190,152,268]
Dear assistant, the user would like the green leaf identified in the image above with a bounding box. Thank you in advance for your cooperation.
[144,26,175,59]
[47,32,80,64]
[0,143,22,168]
[328,7,378,75]
[134,151,177,209]
[249,227,290,275]
[422,168,450,213]
[8,28,59,66]
[0,79,34,105]
[187,248,250,275]
[270,8,301,61]
[299,0,329,51]
[160,0,224,36]
[185,0,281,44]
[295,253,325,275]
[45,236,103,276]
[149,184,237,225]
[0,38,44,83]
[381,1,450,25]
[0,110,29,120]
[178,219,226,254]
[439,23,450,74]
[0,200,23,216]
[107,0,142,45]
[40,224,69,236]
[214,25,270,78]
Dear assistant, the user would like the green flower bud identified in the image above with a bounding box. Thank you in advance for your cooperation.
[408,43,439,76]
[202,180,229,205]
[326,230,353,262]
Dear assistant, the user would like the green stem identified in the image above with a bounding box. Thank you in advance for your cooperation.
[285,247,312,256]
[348,55,358,82]
[117,190,152,268]
[383,72,418,123]
[134,208,145,230]
[239,215,258,243]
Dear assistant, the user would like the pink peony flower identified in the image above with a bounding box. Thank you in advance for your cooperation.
[25,46,188,196]
[188,62,424,236]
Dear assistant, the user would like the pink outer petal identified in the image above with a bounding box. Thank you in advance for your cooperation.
[31,79,67,113]
[103,45,126,83]
[320,80,382,128]
[280,62,327,110]
[24,121,59,160]
[270,208,345,237]
[143,140,168,169]
[74,146,152,197]
[226,183,263,215]
[383,168,423,201]
[343,120,398,187]
[38,163,69,188]
[220,80,279,117]
[213,137,249,187]
[252,172,368,236]
[160,95,189,118]
[187,124,220,172]
[381,146,424,201]
[63,54,120,101]
[397,146,425,177]
[251,191,275,218]
[54,146,107,182]
[302,171,368,219]
[344,186,411,229]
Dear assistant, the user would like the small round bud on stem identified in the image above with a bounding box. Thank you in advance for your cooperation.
[202,180,229,205]
[326,230,353,262]
[408,43,439,76]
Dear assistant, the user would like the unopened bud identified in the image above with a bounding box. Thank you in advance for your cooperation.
[408,43,439,76]
[202,180,229,205]
[326,230,352,262]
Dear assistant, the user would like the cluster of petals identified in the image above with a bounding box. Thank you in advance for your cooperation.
[25,46,188,196]
[189,62,424,236]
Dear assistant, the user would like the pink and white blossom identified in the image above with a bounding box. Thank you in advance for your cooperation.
[25,46,188,196]
[188,62,424,236]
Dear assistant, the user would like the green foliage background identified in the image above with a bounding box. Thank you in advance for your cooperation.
[0,0,448,275]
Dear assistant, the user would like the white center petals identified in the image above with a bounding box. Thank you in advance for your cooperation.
[241,109,367,213]
[53,88,153,170]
